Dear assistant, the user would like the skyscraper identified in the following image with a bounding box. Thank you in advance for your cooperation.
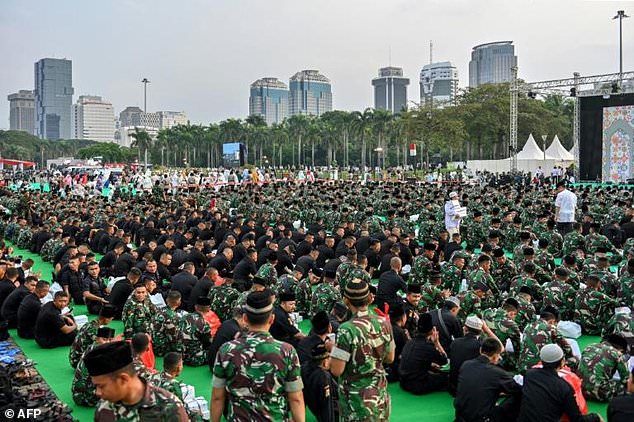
[420,62,459,106]
[468,41,517,88]
[34,58,74,140]
[7,90,35,135]
[249,78,289,125]
[372,67,409,113]
[288,70,332,116]
[71,96,115,142]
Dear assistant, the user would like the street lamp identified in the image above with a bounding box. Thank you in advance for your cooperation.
[141,78,150,112]
[541,134,548,160]
[613,10,630,86]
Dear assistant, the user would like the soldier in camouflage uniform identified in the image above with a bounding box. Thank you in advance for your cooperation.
[585,223,620,256]
[512,233,533,267]
[509,262,542,302]
[442,252,467,294]
[122,282,157,339]
[535,239,556,272]
[463,211,487,250]
[255,253,278,287]
[519,309,577,373]
[491,248,517,293]
[40,231,64,262]
[310,269,341,318]
[541,220,564,258]
[293,269,316,316]
[457,282,489,319]
[72,326,116,407]
[557,255,582,290]
[602,308,634,337]
[85,341,188,421]
[330,279,394,422]
[574,275,619,335]
[211,290,305,422]
[69,304,115,368]
[208,279,240,322]
[482,298,522,371]
[617,259,634,308]
[578,334,629,402]
[336,250,371,292]
[419,271,450,313]
[410,243,437,285]
[515,286,537,331]
[541,268,577,321]
[152,180,166,206]
[468,255,498,307]
[179,296,214,366]
[16,224,33,250]
[562,223,586,257]
[151,291,182,356]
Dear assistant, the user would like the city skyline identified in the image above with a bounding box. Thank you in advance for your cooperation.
[1,0,632,130]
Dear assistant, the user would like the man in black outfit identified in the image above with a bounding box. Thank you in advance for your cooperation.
[170,262,198,311]
[270,291,305,348]
[59,256,83,304]
[519,343,601,422]
[297,311,333,365]
[189,267,217,310]
[35,291,77,348]
[209,248,233,279]
[17,280,49,339]
[386,303,409,382]
[1,276,37,328]
[375,257,407,310]
[454,337,522,422]
[108,267,141,319]
[208,306,246,371]
[232,248,257,292]
[301,342,339,422]
[448,316,492,396]
[608,367,634,422]
[399,312,448,394]
[0,262,17,314]
[430,297,464,353]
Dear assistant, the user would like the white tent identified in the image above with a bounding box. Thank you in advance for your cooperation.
[545,135,574,161]
[517,134,552,160]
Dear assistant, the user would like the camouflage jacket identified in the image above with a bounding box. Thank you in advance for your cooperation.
[72,343,99,407]
[208,284,240,322]
[179,312,211,366]
[562,231,586,256]
[574,288,619,335]
[151,306,182,356]
[255,263,278,287]
[441,263,464,294]
[310,282,341,318]
[69,319,100,368]
[519,319,576,373]
[602,312,634,337]
[94,381,188,421]
[482,307,521,370]
[122,297,157,339]
[330,310,394,422]
[578,342,628,401]
[410,255,435,285]
[212,331,303,422]
[541,280,577,316]
[293,277,312,316]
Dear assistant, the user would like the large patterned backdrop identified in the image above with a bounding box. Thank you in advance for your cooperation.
[602,105,634,182]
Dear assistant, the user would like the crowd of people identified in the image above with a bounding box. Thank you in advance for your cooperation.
[0,170,633,421]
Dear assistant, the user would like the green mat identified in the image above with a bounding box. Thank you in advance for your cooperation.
[7,244,609,421]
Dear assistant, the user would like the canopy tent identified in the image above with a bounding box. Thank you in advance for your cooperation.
[545,135,575,161]
[516,133,554,160]
[0,158,36,169]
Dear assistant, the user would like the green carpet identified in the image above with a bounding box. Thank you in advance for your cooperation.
[7,244,609,421]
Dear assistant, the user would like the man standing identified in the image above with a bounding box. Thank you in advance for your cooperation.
[555,181,577,235]
[85,341,188,421]
[211,290,305,422]
[330,279,395,421]
[445,191,463,237]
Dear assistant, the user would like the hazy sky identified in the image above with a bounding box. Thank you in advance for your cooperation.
[1,0,633,129]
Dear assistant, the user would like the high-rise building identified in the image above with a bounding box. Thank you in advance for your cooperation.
[71,96,115,142]
[420,62,459,106]
[288,70,332,116]
[34,58,74,140]
[158,111,188,129]
[372,67,409,113]
[119,106,143,128]
[249,78,289,125]
[7,90,35,134]
[469,41,517,88]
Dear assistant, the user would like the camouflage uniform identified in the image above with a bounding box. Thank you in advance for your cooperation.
[310,282,341,318]
[457,290,482,319]
[562,231,586,257]
[418,284,446,313]
[94,381,189,421]
[556,265,582,290]
[515,294,537,331]
[151,307,182,356]
[535,250,556,273]
[616,273,634,307]
[410,255,434,285]
[491,258,518,293]
[482,307,521,371]
[179,312,211,366]
[148,371,183,400]
[509,274,543,301]
[337,263,371,293]
[541,230,564,258]
[578,342,629,402]
[208,284,240,322]
[331,310,394,422]
[518,318,577,373]
[40,237,63,262]
[122,297,157,339]
[16,226,33,250]
[255,262,278,287]
[71,343,99,407]
[541,279,577,321]
[602,312,634,337]
[293,276,312,316]
[586,265,619,297]
[69,319,101,368]
[585,233,619,256]
[441,263,464,294]
[212,331,303,421]
[133,355,155,381]
[574,288,619,335]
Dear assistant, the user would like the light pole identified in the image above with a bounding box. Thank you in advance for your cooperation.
[541,134,547,160]
[141,78,150,112]
[613,10,630,86]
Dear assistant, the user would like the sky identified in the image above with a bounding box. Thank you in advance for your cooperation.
[1,0,633,128]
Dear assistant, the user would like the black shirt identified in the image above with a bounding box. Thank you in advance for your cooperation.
[519,368,600,422]
[208,319,241,371]
[189,277,214,312]
[34,302,66,348]
[399,336,448,383]
[17,293,41,339]
[454,355,522,422]
[1,286,30,326]
[209,254,232,278]
[376,270,407,308]
[108,278,133,319]
[270,306,300,345]
[0,279,16,317]
[608,394,634,422]
[448,333,482,393]
[301,362,338,422]
[171,271,198,311]
[59,266,83,305]
[297,334,325,365]
[430,308,464,352]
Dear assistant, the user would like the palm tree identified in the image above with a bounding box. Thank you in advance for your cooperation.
[371,109,393,168]
[286,115,310,168]
[245,115,267,165]
[130,128,153,168]
[351,108,374,169]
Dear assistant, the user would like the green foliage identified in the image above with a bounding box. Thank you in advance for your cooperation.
[0,130,97,164]
[77,142,137,163]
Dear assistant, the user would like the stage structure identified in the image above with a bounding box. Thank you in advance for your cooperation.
[509,68,634,177]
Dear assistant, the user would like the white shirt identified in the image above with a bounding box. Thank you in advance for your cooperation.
[444,200,462,229]
[555,189,577,223]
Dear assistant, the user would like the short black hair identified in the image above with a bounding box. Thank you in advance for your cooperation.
[163,352,182,372]
[131,333,149,354]
[481,338,502,356]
